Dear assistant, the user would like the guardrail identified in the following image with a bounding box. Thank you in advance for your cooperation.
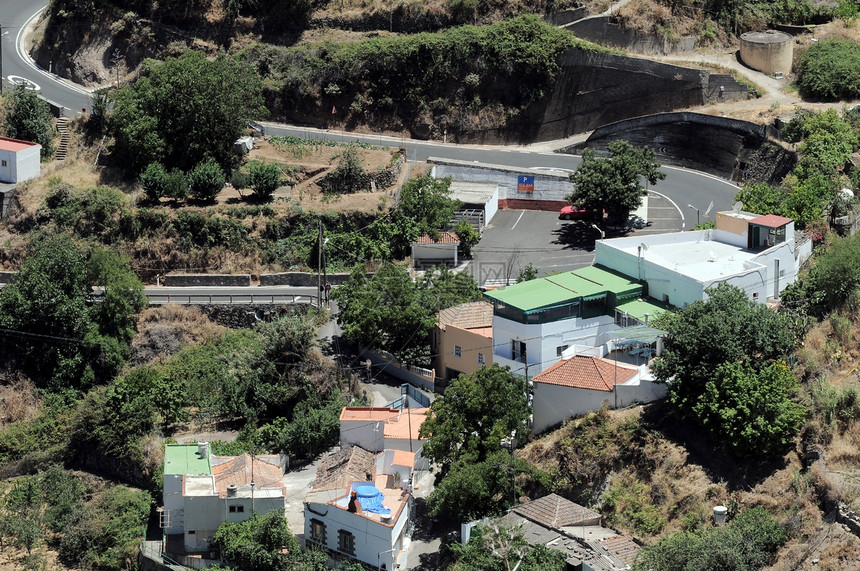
[146,294,319,305]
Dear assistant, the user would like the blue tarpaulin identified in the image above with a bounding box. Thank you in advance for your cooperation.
[354,484,391,515]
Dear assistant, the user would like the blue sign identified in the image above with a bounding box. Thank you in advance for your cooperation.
[517,175,535,192]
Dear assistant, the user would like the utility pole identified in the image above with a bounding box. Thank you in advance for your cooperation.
[317,220,323,309]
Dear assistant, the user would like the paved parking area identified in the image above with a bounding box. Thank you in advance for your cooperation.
[466,193,684,286]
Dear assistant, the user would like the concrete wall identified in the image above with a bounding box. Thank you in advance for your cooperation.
[340,420,385,451]
[546,7,589,26]
[361,349,435,392]
[564,112,778,181]
[260,272,369,286]
[740,32,793,75]
[14,145,41,183]
[532,375,667,434]
[433,325,493,381]
[163,274,251,287]
[567,17,696,55]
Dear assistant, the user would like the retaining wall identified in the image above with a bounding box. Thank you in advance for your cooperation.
[567,17,696,54]
[163,274,251,287]
[260,272,373,286]
[546,6,589,26]
[0,271,16,283]
[199,304,312,329]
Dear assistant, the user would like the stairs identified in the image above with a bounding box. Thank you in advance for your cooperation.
[55,117,70,161]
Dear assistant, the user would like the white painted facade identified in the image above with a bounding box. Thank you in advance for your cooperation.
[410,242,458,266]
[0,138,40,183]
[492,314,618,376]
[532,367,667,434]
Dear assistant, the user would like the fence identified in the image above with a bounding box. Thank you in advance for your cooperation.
[361,348,436,392]
[146,293,318,305]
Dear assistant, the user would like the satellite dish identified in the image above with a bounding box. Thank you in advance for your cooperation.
[705,201,714,216]
[732,201,743,213]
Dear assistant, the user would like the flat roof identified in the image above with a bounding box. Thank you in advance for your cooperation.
[484,266,643,312]
[165,443,212,475]
[448,181,498,204]
[610,235,755,282]
[0,137,39,152]
[614,298,669,322]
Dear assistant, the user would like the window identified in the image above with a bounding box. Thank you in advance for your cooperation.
[228,505,244,513]
[752,292,759,300]
[454,345,462,358]
[311,519,326,544]
[188,530,196,535]
[556,345,569,357]
[1,160,6,167]
[511,340,526,363]
[477,352,485,365]
[338,529,355,555]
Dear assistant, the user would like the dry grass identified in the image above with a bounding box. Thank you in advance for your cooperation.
[131,305,228,365]
[0,377,41,427]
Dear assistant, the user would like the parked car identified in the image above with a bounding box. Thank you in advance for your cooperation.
[559,204,596,220]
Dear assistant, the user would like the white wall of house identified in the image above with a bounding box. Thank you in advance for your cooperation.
[532,374,667,434]
[376,451,412,489]
[163,474,185,534]
[492,314,617,376]
[0,144,40,183]
[304,502,407,570]
[411,243,458,265]
[183,495,221,550]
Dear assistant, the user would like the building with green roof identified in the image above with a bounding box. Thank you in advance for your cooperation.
[484,265,665,376]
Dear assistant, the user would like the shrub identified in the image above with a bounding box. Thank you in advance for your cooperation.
[248,161,282,198]
[139,162,170,201]
[798,39,860,100]
[188,157,226,201]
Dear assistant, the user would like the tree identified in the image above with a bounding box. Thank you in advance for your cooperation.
[248,161,283,198]
[110,50,265,174]
[456,220,480,258]
[651,284,800,454]
[567,141,666,222]
[189,157,226,201]
[5,83,55,158]
[420,364,529,474]
[693,361,805,455]
[516,263,538,283]
[332,263,481,365]
[797,39,860,101]
[784,231,860,315]
[398,175,462,237]
[324,145,365,193]
[452,523,566,571]
[0,235,145,391]
[140,162,171,201]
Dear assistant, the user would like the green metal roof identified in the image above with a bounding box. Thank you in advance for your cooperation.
[164,443,212,475]
[484,265,643,312]
[614,298,669,322]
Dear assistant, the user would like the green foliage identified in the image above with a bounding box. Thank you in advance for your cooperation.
[456,220,480,258]
[808,377,860,428]
[790,232,860,315]
[110,50,265,174]
[0,402,72,464]
[260,390,345,459]
[421,365,529,477]
[324,145,365,194]
[189,157,227,201]
[451,523,566,571]
[399,175,461,237]
[248,161,283,198]
[88,88,110,137]
[5,83,54,158]
[633,506,788,571]
[693,361,805,455]
[0,234,144,391]
[734,182,786,216]
[567,141,666,221]
[140,162,171,201]
[603,474,667,535]
[516,262,538,283]
[797,39,860,101]
[332,263,481,365]
[651,283,800,454]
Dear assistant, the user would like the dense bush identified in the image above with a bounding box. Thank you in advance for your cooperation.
[797,39,860,101]
[5,83,55,158]
[188,157,227,201]
[248,161,283,198]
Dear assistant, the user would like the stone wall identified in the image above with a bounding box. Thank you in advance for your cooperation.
[705,74,750,103]
[260,272,373,286]
[199,304,311,329]
[567,17,696,55]
[318,153,403,194]
[0,271,16,283]
[163,274,251,287]
[560,112,795,183]
[0,188,16,219]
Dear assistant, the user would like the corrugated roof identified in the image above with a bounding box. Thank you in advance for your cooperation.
[412,232,460,245]
[438,301,494,330]
[533,355,639,391]
[513,494,602,528]
[750,214,793,228]
[484,266,642,313]
[613,298,669,322]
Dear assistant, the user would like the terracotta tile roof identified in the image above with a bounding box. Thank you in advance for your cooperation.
[597,535,641,566]
[312,446,376,492]
[383,408,430,440]
[438,301,494,330]
[513,494,601,528]
[533,355,638,391]
[211,454,284,498]
[750,214,793,228]
[340,407,401,422]
[391,449,414,468]
[412,231,460,245]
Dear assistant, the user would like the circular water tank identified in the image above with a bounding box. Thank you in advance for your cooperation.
[740,30,793,76]
[713,505,728,524]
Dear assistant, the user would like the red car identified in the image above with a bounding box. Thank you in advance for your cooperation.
[559,204,596,220]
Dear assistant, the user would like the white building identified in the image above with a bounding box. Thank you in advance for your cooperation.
[339,406,430,471]
[0,137,41,183]
[410,231,461,269]
[594,210,813,308]
[162,443,287,554]
[304,446,412,570]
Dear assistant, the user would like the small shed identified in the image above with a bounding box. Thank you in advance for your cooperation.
[449,181,500,232]
[0,137,41,183]
[411,232,460,270]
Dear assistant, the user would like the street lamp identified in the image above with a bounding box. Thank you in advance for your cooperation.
[687,204,700,227]
[0,30,9,95]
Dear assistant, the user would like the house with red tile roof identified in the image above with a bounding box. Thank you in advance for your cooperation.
[410,231,461,269]
[0,137,40,183]
[433,301,494,387]
[339,406,430,471]
[161,443,288,555]
[531,354,666,433]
